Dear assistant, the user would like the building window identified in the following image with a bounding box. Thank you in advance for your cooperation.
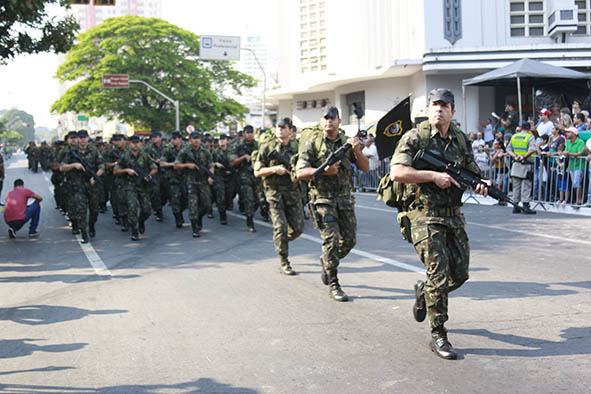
[299,0,327,73]
[509,0,545,37]
[575,0,591,35]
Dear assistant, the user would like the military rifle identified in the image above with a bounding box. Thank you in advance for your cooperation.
[215,151,234,175]
[185,150,217,181]
[311,130,367,179]
[413,149,517,207]
[128,158,156,186]
[268,149,291,170]
[70,149,103,185]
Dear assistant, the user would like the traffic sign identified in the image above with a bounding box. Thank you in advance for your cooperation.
[199,35,240,61]
[102,74,129,88]
[186,124,195,133]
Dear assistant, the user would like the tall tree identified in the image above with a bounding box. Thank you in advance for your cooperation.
[0,109,35,141]
[0,0,79,62]
[51,16,256,131]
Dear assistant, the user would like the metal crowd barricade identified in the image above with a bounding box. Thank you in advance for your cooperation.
[354,160,389,192]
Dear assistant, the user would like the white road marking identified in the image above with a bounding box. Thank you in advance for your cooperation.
[354,203,591,246]
[41,172,112,277]
[226,211,425,274]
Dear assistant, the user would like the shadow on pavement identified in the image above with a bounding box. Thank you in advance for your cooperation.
[0,273,138,284]
[0,377,259,393]
[0,305,127,325]
[452,327,591,357]
[453,280,578,300]
[0,365,74,376]
[0,338,87,359]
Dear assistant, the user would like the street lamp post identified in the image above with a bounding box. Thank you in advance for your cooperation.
[130,79,180,131]
[240,47,266,129]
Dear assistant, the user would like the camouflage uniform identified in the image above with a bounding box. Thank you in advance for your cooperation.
[160,144,187,218]
[175,146,213,222]
[229,138,259,217]
[391,120,478,329]
[295,130,358,271]
[254,137,304,259]
[503,109,519,134]
[146,142,167,218]
[105,145,127,223]
[114,150,156,230]
[25,144,39,172]
[48,144,66,211]
[212,146,235,215]
[60,145,105,237]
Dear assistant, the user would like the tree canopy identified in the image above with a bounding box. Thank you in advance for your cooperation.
[0,109,35,141]
[0,0,79,62]
[51,16,256,132]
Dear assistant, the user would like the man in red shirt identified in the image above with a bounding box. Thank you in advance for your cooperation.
[4,179,43,238]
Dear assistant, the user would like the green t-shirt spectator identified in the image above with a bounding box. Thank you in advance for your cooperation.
[566,137,585,170]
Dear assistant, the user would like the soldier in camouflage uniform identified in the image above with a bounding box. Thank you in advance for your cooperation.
[147,131,167,222]
[59,130,105,243]
[211,134,234,225]
[230,125,259,232]
[160,131,187,228]
[96,141,109,213]
[254,117,304,275]
[49,140,66,212]
[390,88,489,360]
[113,135,158,241]
[57,132,78,229]
[174,131,214,238]
[104,134,127,228]
[0,147,4,201]
[38,141,51,171]
[500,102,519,135]
[296,107,369,302]
[25,142,39,173]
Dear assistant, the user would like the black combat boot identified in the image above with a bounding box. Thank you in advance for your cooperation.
[80,228,89,244]
[130,227,139,241]
[191,220,201,238]
[512,204,522,214]
[521,202,536,215]
[320,258,329,285]
[114,216,121,225]
[71,221,80,235]
[413,280,427,322]
[121,216,129,232]
[174,213,183,228]
[155,209,163,222]
[138,213,149,234]
[196,214,203,232]
[219,211,228,225]
[246,215,256,233]
[327,270,348,302]
[280,255,296,276]
[207,209,214,219]
[88,221,96,238]
[430,326,457,360]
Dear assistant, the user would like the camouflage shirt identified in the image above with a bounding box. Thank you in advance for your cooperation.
[229,139,258,179]
[114,149,157,186]
[175,145,212,185]
[295,130,357,203]
[254,136,299,191]
[160,144,184,184]
[211,147,234,178]
[60,145,105,186]
[391,121,479,211]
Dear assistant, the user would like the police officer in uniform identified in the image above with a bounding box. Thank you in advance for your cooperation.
[390,89,489,359]
[254,117,304,275]
[506,120,537,214]
[296,106,369,301]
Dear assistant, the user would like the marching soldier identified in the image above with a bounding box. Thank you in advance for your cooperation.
[174,131,214,238]
[254,117,304,275]
[230,125,259,232]
[104,134,128,229]
[147,131,166,222]
[211,134,234,225]
[59,130,105,243]
[296,106,369,301]
[113,135,158,241]
[160,131,188,228]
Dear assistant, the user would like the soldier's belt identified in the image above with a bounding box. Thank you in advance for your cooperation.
[415,206,461,217]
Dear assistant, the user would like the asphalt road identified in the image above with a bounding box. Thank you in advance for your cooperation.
[1,152,590,394]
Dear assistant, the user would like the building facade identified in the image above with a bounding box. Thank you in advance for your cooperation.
[268,0,591,135]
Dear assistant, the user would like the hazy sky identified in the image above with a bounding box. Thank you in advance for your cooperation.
[0,0,277,128]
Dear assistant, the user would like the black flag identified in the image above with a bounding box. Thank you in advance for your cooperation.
[375,96,412,160]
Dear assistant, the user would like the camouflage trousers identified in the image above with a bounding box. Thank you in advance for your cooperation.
[187,182,211,221]
[314,197,357,271]
[111,179,126,218]
[100,175,113,209]
[238,175,258,216]
[123,183,152,227]
[51,173,66,210]
[169,182,188,215]
[410,214,470,329]
[67,182,100,229]
[150,173,169,211]
[267,189,304,257]
[214,176,234,213]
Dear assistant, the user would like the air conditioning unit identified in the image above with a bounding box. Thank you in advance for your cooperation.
[546,0,577,40]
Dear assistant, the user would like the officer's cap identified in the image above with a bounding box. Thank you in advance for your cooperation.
[190,131,201,139]
[171,131,181,139]
[219,134,228,140]
[322,106,340,119]
[243,125,254,133]
[428,89,455,107]
[237,130,243,136]
[129,135,141,142]
[505,101,515,107]
[519,120,531,130]
[67,131,78,139]
[77,129,89,137]
[277,117,293,128]
[151,131,162,138]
